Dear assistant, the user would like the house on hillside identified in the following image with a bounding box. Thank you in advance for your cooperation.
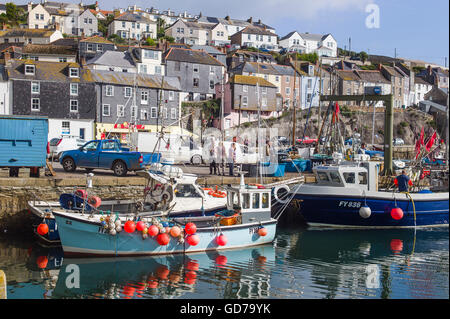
[278,31,337,57]
[86,50,137,73]
[165,19,229,46]
[108,12,157,40]
[230,26,278,51]
[0,28,63,44]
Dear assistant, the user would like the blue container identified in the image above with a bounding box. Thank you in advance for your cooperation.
[0,115,48,168]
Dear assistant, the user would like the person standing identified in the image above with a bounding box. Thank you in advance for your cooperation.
[217,141,226,176]
[229,142,236,176]
[396,170,411,192]
[209,140,217,175]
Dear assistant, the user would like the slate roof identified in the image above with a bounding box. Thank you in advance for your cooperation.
[86,50,136,69]
[164,47,224,66]
[86,69,181,90]
[113,12,154,23]
[6,60,86,83]
[231,61,295,76]
[80,35,114,45]
[238,25,276,36]
[190,45,225,55]
[230,74,277,88]
[355,70,390,84]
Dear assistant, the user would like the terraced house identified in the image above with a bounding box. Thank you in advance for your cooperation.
[164,47,225,101]
[107,12,157,40]
[89,70,182,140]
[165,19,229,46]
[6,59,96,141]
[0,28,63,44]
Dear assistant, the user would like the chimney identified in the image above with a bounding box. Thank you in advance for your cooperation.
[27,2,33,12]
[427,65,432,76]
[377,63,382,71]
[247,17,253,23]
[2,22,7,30]
[258,19,261,24]
[95,1,98,11]
[113,9,120,17]
[4,50,11,63]
[225,15,230,21]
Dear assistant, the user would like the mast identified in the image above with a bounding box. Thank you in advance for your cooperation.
[291,52,297,146]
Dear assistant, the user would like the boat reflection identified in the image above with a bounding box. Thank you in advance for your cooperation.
[44,245,275,299]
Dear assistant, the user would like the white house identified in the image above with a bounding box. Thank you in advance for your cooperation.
[0,65,10,115]
[108,12,157,40]
[279,31,337,57]
[131,46,165,75]
[230,25,278,50]
[0,28,63,44]
[165,19,229,46]
[414,77,433,105]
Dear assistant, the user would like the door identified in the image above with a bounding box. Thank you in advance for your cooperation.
[79,128,85,140]
[77,140,99,167]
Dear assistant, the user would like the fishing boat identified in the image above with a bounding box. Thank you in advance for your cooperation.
[288,160,449,228]
[28,165,227,244]
[51,175,277,257]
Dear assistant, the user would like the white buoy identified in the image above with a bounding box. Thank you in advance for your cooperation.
[359,206,372,219]
[109,229,117,236]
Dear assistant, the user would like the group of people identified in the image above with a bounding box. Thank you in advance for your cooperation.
[208,141,236,176]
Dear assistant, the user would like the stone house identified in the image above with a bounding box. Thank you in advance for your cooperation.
[380,64,406,108]
[226,49,276,70]
[165,19,229,46]
[107,12,157,40]
[79,36,116,62]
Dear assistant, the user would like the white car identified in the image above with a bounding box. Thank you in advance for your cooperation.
[48,136,85,160]
[393,138,405,146]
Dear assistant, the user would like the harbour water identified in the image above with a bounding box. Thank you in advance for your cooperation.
[0,226,448,299]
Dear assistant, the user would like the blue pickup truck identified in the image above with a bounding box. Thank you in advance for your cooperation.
[59,139,160,176]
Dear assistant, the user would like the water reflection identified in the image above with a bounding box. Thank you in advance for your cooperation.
[1,228,448,299]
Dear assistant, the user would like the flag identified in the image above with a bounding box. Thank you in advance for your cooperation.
[425,131,437,152]
[415,139,421,159]
[419,127,424,146]
[332,102,339,123]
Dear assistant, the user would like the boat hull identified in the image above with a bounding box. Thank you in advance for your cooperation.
[291,190,449,228]
[52,211,277,257]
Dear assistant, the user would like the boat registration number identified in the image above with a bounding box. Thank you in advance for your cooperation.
[338,201,361,208]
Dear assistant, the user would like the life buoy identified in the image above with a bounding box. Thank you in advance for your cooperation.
[248,183,265,189]
[202,187,213,192]
[74,189,88,199]
[208,190,227,198]
[88,196,101,208]
[273,185,290,204]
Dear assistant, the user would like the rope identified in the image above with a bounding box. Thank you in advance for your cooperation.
[402,191,417,229]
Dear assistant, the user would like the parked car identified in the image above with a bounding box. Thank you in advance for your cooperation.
[48,136,85,161]
[59,139,159,176]
[393,138,405,146]
[202,141,259,164]
[296,136,318,145]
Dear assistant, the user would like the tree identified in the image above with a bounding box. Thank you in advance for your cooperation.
[359,51,368,63]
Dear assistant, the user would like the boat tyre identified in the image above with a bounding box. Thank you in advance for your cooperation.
[62,157,76,172]
[112,160,127,177]
[191,154,202,165]
[273,185,290,204]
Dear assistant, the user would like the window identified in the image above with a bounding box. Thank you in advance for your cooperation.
[174,61,181,71]
[358,172,367,185]
[261,97,267,107]
[131,106,137,119]
[59,57,67,62]
[171,108,177,119]
[89,18,92,24]
[285,87,291,95]
[150,107,157,118]
[155,66,162,74]
[132,22,135,29]
[144,50,158,59]
[140,64,148,74]
[122,21,126,28]
[252,193,260,209]
[243,85,248,92]
[97,44,103,52]
[343,172,355,184]
[262,193,269,208]
[261,86,267,94]
[286,76,290,83]
[242,193,250,209]
[169,91,174,101]
[117,105,125,117]
[242,96,248,107]
[70,83,78,96]
[84,18,88,24]
[87,43,94,51]
[317,172,330,182]
[124,87,132,98]
[329,171,342,183]
[307,79,312,89]
[306,93,312,103]
[40,14,44,20]
[209,79,214,89]
[102,104,110,116]
[106,85,114,96]
[193,78,199,87]
[210,66,215,75]
[31,82,40,94]
[141,109,148,120]
[141,91,148,104]
[61,121,70,134]
[69,68,79,78]
[70,100,78,112]
[275,76,279,82]
[25,64,35,75]
[193,64,199,73]
[31,98,40,111]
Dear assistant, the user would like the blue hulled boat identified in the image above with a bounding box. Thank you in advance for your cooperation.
[289,161,449,228]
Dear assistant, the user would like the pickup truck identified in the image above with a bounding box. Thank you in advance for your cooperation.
[59,139,159,176]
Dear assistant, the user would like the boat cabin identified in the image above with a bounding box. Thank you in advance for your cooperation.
[225,185,272,223]
[313,161,380,191]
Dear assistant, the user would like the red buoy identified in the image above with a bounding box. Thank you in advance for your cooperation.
[37,223,49,236]
[390,239,403,253]
[36,255,48,269]
[88,196,101,208]
[390,207,404,220]
[258,227,268,237]
[136,221,146,232]
[186,234,200,246]
[148,225,159,237]
[185,222,197,235]
[124,220,136,233]
[170,226,181,237]
[216,234,228,246]
[215,255,227,265]
[156,233,170,246]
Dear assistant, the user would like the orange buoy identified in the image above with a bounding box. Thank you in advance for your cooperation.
[37,223,49,236]
[170,226,181,237]
[148,225,159,236]
[156,233,170,245]
[136,221,146,232]
[36,256,48,269]
[258,227,268,237]
[74,189,88,199]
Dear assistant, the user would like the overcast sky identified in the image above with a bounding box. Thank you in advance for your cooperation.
[15,0,450,66]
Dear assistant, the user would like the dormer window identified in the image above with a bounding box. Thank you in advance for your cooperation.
[25,64,35,75]
[69,68,79,78]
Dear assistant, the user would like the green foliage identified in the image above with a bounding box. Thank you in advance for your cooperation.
[98,15,114,37]
[412,66,426,74]
[0,3,27,27]
[360,64,377,70]
[400,121,408,128]
[108,34,126,44]
[359,51,368,63]
[146,37,156,46]
[295,52,318,64]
